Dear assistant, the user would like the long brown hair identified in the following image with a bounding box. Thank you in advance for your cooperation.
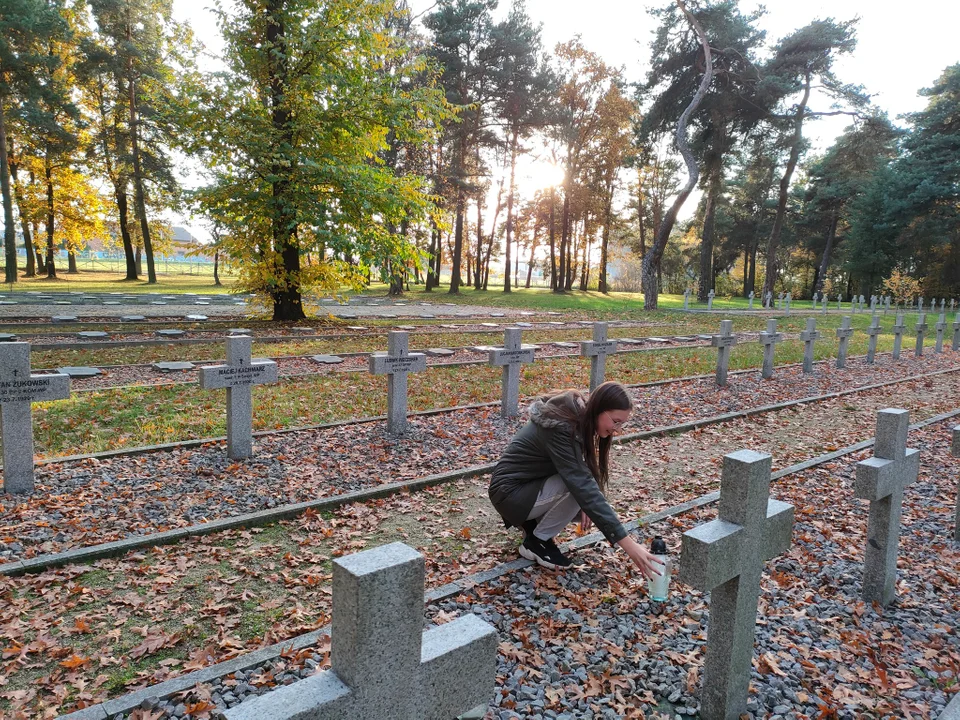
[534,382,633,491]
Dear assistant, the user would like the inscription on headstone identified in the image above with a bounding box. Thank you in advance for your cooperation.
[891,314,906,361]
[800,317,819,374]
[866,315,882,364]
[489,328,536,418]
[711,320,737,387]
[758,319,781,380]
[580,322,617,392]
[368,332,427,434]
[835,316,854,369]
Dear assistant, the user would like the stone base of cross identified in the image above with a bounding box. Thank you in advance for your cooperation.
[836,316,854,369]
[0,343,71,494]
[866,316,882,364]
[855,409,920,606]
[369,332,427,434]
[580,322,617,391]
[915,313,928,357]
[935,314,947,353]
[892,315,906,360]
[680,450,794,720]
[199,336,278,460]
[711,320,737,387]
[758,319,781,379]
[952,427,959,542]
[489,328,535,418]
[799,318,819,374]
[223,543,497,720]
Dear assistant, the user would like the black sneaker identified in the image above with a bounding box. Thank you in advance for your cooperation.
[520,519,538,538]
[519,535,572,569]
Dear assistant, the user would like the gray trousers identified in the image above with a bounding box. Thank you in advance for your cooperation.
[525,474,581,541]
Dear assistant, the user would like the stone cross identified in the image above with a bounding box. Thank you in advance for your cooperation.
[866,315,882,364]
[711,320,737,387]
[953,312,960,352]
[799,317,819,374]
[369,332,427,434]
[918,297,925,313]
[784,292,792,314]
[680,450,794,720]
[952,427,959,542]
[764,291,772,309]
[884,296,891,312]
[776,292,783,310]
[811,291,818,308]
[835,316,854,369]
[821,294,828,315]
[859,294,866,311]
[940,299,947,313]
[914,312,928,357]
[870,295,877,312]
[758,319,781,380]
[747,291,755,310]
[891,313,906,360]
[935,313,947,354]
[951,299,956,312]
[580,322,618,392]
[854,409,920,607]
[931,298,938,312]
[224,543,497,720]
[199,336,278,460]
[683,288,691,310]
[0,343,71,494]
[707,289,715,311]
[489,328,535,418]
[837,294,843,311]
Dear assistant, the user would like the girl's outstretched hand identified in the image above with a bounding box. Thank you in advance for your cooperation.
[578,510,592,534]
[616,535,665,580]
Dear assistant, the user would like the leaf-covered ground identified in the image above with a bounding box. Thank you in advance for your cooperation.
[1,366,958,717]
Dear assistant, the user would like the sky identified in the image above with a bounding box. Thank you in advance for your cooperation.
[169,0,960,240]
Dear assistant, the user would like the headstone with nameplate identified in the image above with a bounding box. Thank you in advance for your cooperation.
[866,315,882,364]
[489,328,536,418]
[891,314,906,360]
[800,318,819,374]
[580,323,617,392]
[915,312,928,357]
[369,332,427,434]
[835,316,854,369]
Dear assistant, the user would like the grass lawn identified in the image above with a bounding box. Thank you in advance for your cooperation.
[0,268,237,295]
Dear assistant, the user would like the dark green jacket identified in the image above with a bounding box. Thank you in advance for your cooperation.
[488,391,627,545]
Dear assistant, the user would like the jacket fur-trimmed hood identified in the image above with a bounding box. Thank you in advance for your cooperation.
[527,390,586,432]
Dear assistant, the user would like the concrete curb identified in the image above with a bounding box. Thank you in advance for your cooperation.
[56,407,960,720]
[14,365,960,577]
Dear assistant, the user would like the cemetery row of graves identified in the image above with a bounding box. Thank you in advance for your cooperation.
[0,303,958,718]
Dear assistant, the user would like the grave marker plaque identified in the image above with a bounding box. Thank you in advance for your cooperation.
[866,315,882,364]
[579,322,618,392]
[489,328,535,418]
[835,316,854,368]
[892,314,906,360]
[758,319,781,380]
[915,312,928,357]
[800,318,819,373]
[711,320,737,387]
[369,332,427,434]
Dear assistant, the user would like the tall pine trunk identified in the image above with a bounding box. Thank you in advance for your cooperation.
[548,187,557,290]
[448,135,466,294]
[68,251,78,273]
[0,100,17,283]
[503,128,519,293]
[8,147,35,277]
[698,160,722,301]
[44,154,57,278]
[814,213,838,295]
[127,36,157,285]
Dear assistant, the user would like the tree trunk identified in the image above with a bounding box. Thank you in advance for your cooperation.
[127,42,157,285]
[599,179,614,293]
[698,160,722,301]
[448,136,466,294]
[0,100,17,283]
[68,251,78,273]
[214,249,222,286]
[33,220,44,273]
[526,222,538,288]
[107,78,138,280]
[503,127,519,293]
[556,169,571,293]
[8,149,35,277]
[641,0,712,310]
[44,155,57,279]
[549,186,557,290]
[762,72,812,299]
[115,187,138,280]
[814,213,838,295]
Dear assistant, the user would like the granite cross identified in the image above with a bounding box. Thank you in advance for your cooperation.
[198,336,278,459]
[683,289,691,310]
[811,291,818,308]
[224,543,497,720]
[953,312,960,352]
[914,312,928,357]
[835,316,854,369]
[821,294,828,315]
[800,317,819,374]
[951,299,956,312]
[680,450,794,720]
[953,426,959,542]
[935,312,947,353]
[854,408,920,607]
[580,322,618,392]
[859,294,866,312]
[918,297,925,313]
[764,291,772,309]
[758,319,781,380]
[489,328,536,418]
[784,292,792,314]
[0,343,71,494]
[776,292,783,310]
[891,314,906,360]
[866,315,882,364]
[707,289,715,311]
[837,294,842,311]
[368,331,427,434]
[748,291,755,310]
[711,320,737,387]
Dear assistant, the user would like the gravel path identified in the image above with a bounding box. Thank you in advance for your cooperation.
[3,353,958,564]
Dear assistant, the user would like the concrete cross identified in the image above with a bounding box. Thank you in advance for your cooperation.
[811,291,818,308]
[224,543,497,720]
[580,322,618,392]
[859,294,866,311]
[918,297,925,313]
[799,317,819,374]
[747,291,755,310]
[776,292,783,310]
[835,316,854,368]
[951,299,956,312]
[758,319,781,380]
[891,314,906,361]
[914,312,928,357]
[953,427,959,542]
[931,298,938,313]
[707,289,715,311]
[0,343,71,494]
[866,315,882,364]
[764,291,772,309]
[683,288,691,310]
[198,336,278,459]
[680,450,794,720]
[870,295,877,312]
[884,296,891,312]
[488,328,535,418]
[784,292,792,314]
[940,299,947,313]
[711,320,737,387]
[369,331,427,434]
[935,313,947,353]
[953,311,960,352]
[821,294,828,315]
[854,409,920,607]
